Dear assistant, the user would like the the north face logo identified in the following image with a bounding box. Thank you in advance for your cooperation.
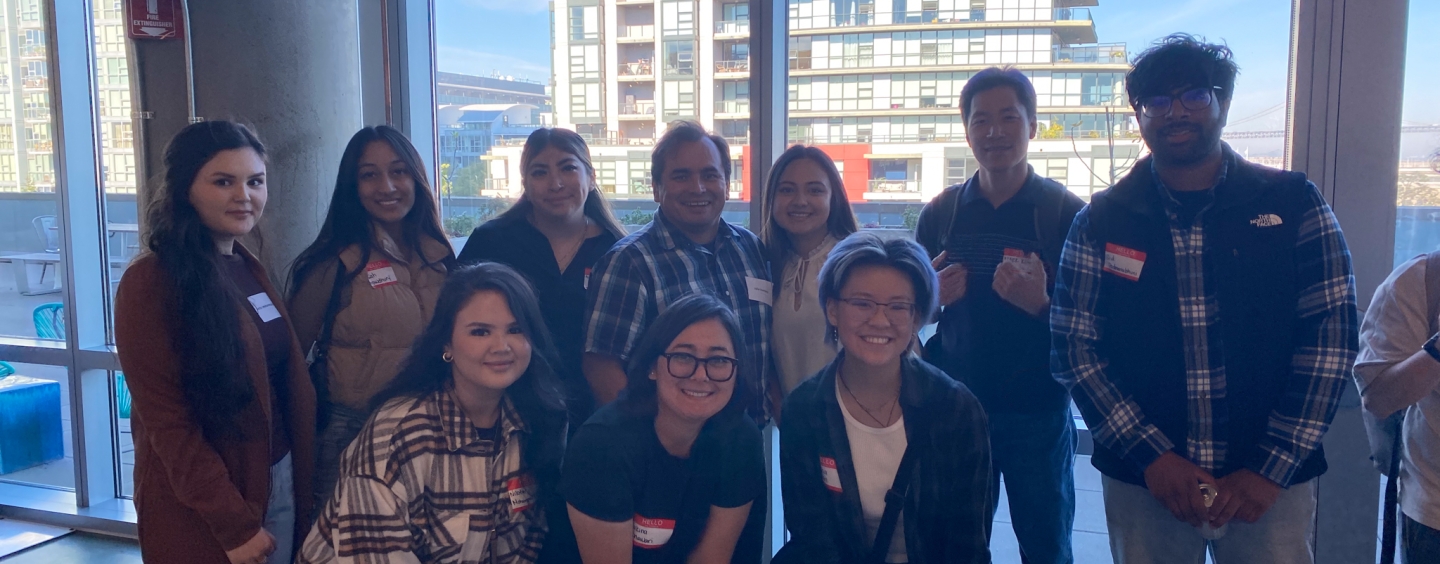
[1250,214,1283,227]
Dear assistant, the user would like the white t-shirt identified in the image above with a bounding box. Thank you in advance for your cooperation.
[837,377,909,563]
[774,236,841,393]
[1355,255,1440,530]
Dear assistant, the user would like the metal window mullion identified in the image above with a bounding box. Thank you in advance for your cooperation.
[45,0,116,508]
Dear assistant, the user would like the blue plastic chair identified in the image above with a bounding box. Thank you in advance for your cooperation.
[0,362,13,378]
[30,304,131,418]
[32,303,63,340]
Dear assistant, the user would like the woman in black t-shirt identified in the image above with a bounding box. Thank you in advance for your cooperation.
[560,294,767,564]
[458,128,626,428]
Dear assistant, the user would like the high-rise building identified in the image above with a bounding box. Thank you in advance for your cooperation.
[509,0,1140,205]
[0,0,135,195]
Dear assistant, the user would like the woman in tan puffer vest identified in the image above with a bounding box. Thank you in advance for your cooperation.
[287,125,455,512]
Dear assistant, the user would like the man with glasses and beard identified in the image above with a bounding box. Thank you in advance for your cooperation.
[1051,34,1358,563]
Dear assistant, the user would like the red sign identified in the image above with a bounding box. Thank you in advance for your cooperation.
[128,0,183,40]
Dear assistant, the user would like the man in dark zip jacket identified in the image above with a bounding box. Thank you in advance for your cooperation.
[1051,34,1358,564]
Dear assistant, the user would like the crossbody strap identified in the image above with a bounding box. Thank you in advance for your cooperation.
[867,424,923,563]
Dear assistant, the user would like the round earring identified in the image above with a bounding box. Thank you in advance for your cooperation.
[442,351,454,363]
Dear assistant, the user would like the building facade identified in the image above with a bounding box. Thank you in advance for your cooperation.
[510,0,1142,209]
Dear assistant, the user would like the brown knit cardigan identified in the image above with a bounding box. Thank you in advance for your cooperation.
[115,246,316,563]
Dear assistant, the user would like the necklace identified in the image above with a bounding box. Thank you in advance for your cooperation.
[839,372,899,427]
[552,217,591,272]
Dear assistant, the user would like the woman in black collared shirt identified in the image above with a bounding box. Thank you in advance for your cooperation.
[458,127,626,426]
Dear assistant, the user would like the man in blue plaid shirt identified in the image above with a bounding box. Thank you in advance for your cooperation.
[583,121,774,419]
[1051,34,1358,564]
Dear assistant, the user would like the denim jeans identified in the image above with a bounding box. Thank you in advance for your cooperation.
[1103,475,1317,564]
[986,409,1077,564]
[264,452,295,564]
[313,403,370,514]
[1403,513,1440,564]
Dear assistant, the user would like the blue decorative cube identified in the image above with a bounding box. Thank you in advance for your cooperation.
[0,376,64,474]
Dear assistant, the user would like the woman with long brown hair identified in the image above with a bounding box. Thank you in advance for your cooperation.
[287,125,456,510]
[116,120,316,564]
[458,127,625,426]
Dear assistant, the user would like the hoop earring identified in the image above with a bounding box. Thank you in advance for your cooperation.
[442,351,454,363]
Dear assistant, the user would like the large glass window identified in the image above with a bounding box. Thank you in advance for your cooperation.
[1393,1,1440,263]
[787,0,1294,231]
[0,360,74,490]
[0,0,61,340]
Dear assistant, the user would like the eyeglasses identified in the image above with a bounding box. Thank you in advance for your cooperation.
[660,352,738,382]
[838,297,916,324]
[1135,86,1222,118]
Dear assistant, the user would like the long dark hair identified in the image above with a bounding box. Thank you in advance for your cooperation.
[493,128,626,239]
[142,120,266,441]
[618,294,752,418]
[288,125,455,294]
[371,263,568,501]
[758,145,858,263]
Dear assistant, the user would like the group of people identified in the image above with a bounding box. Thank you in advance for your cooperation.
[112,31,1420,564]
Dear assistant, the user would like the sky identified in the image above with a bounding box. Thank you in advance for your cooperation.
[435,0,1438,142]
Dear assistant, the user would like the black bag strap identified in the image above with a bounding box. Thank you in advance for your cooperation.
[867,426,923,563]
[1381,426,1403,564]
[307,259,348,405]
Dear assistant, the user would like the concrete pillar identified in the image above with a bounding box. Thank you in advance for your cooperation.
[134,0,363,280]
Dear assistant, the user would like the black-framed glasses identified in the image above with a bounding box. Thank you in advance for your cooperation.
[660,352,738,382]
[1135,86,1222,118]
[838,297,916,324]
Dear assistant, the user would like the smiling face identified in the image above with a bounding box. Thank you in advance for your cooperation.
[188,148,267,244]
[651,317,736,424]
[446,290,533,397]
[826,265,920,369]
[965,85,1038,174]
[1137,85,1229,167]
[772,157,833,244]
[357,140,416,228]
[523,145,591,222]
[655,138,728,238]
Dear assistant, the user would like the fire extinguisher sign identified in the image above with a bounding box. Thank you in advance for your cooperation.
[128,0,183,40]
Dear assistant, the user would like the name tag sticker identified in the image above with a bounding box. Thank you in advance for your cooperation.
[506,476,536,514]
[745,276,773,307]
[820,456,842,493]
[633,514,676,549]
[246,293,281,323]
[365,260,399,288]
[1103,244,1146,282]
[584,267,592,290]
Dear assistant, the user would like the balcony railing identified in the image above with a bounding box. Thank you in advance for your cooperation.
[620,24,654,40]
[620,101,657,115]
[618,59,654,76]
[1054,43,1128,64]
[790,8,1090,30]
[868,179,921,193]
[715,59,749,73]
[715,100,749,114]
[664,61,694,76]
[715,19,749,34]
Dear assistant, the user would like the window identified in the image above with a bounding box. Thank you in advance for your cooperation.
[663,40,694,76]
[662,80,695,119]
[569,6,599,41]
[570,44,601,80]
[597,160,619,193]
[629,160,652,195]
[1393,2,1440,265]
[662,0,694,37]
[717,80,748,114]
[570,83,602,121]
